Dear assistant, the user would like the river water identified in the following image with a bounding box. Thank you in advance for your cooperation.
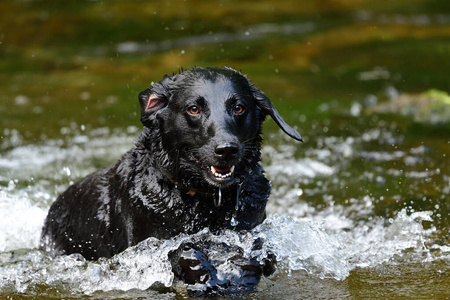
[0,115,448,298]
[0,0,449,298]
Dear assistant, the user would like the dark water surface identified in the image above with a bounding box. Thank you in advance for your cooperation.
[0,1,449,299]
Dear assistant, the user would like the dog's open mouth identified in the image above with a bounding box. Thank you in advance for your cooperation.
[210,165,235,181]
[190,154,237,185]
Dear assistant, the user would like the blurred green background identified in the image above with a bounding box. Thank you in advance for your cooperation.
[1,0,449,140]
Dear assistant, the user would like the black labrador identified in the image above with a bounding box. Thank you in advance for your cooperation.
[40,67,302,294]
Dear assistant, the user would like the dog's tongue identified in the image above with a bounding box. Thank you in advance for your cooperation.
[215,166,231,173]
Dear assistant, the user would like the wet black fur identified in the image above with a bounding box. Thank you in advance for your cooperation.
[40,67,302,293]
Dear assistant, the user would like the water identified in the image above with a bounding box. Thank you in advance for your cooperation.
[0,0,449,297]
[0,123,448,298]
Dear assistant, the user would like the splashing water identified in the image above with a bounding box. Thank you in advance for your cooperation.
[0,127,447,297]
[230,181,244,227]
[0,210,434,295]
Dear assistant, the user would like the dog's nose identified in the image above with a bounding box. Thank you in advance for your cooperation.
[215,143,239,160]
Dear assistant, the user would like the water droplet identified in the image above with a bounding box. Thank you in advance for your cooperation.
[230,182,244,227]
[63,167,71,177]
[214,188,222,207]
[7,180,16,191]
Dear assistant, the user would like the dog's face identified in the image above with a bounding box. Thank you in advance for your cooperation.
[139,67,302,192]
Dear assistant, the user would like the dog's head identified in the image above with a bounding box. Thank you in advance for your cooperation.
[138,67,302,192]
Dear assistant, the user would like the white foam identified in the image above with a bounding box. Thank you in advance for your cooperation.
[255,215,350,280]
[0,189,47,252]
[265,158,334,178]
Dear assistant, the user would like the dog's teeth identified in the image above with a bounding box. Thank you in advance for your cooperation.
[210,165,234,179]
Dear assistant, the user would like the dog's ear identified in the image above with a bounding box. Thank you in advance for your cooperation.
[139,75,173,122]
[252,88,303,142]
[138,89,166,114]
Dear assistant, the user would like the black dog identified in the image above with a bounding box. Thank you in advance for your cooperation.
[40,67,302,293]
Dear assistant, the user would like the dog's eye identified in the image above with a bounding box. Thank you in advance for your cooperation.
[188,106,200,115]
[233,105,245,114]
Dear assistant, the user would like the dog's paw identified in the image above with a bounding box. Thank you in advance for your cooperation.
[216,250,276,292]
[169,239,277,297]
[221,254,264,289]
[168,242,217,285]
[251,237,277,277]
